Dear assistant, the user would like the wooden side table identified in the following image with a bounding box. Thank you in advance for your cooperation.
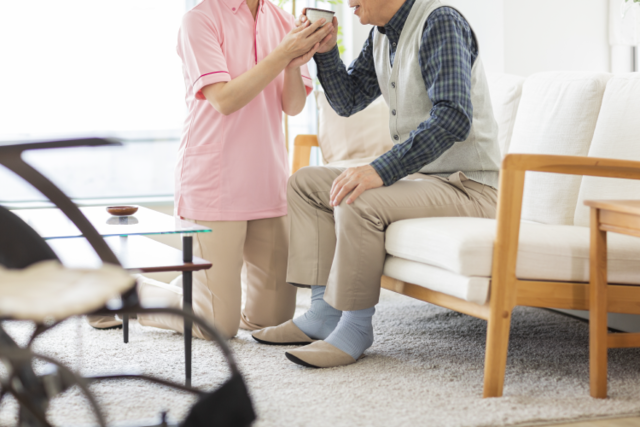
[585,200,640,398]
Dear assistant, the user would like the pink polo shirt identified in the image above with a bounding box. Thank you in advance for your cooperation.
[175,0,313,221]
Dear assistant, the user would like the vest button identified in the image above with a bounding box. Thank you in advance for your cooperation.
[394,135,399,140]
[392,109,396,116]
[392,42,397,47]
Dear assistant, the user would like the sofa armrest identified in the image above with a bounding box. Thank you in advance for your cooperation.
[490,153,640,316]
[292,135,319,175]
[502,153,640,179]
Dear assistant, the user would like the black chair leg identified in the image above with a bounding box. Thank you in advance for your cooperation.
[123,315,129,343]
[183,235,193,387]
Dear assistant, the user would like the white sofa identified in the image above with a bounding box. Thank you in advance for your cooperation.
[293,71,640,397]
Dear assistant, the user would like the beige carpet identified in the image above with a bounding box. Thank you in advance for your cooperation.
[2,288,640,427]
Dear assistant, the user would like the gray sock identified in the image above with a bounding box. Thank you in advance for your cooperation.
[292,286,342,340]
[325,307,375,360]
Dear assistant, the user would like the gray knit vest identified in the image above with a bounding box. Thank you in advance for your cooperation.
[372,0,500,188]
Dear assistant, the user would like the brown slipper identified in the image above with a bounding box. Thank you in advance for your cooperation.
[285,340,357,368]
[252,320,316,346]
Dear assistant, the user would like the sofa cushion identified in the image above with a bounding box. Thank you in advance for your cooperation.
[383,255,491,304]
[316,92,394,164]
[486,74,525,157]
[508,72,610,225]
[574,73,640,227]
[385,217,640,284]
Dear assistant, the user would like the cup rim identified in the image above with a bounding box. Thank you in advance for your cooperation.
[305,7,336,15]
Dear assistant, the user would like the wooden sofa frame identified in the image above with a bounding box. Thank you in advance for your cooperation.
[293,134,640,398]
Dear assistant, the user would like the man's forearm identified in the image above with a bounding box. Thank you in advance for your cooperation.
[370,102,471,186]
[315,44,381,117]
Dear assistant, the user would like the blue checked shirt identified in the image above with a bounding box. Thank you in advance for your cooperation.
[314,0,478,186]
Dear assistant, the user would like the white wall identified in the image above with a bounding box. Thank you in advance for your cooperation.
[504,0,610,76]
[339,2,373,64]
[444,0,505,75]
[447,0,611,77]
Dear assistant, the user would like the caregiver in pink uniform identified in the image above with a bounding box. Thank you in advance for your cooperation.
[138,0,333,339]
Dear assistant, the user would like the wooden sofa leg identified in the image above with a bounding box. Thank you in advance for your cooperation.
[590,208,608,398]
[483,309,513,398]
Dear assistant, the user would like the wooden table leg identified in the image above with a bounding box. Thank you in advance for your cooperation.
[590,207,608,398]
[183,235,193,387]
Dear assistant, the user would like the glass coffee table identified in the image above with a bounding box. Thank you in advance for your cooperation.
[13,206,212,386]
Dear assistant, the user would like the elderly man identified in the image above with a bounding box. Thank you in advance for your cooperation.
[252,0,500,368]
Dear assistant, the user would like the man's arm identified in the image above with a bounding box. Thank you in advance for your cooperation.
[314,26,381,117]
[329,8,478,205]
[370,8,478,186]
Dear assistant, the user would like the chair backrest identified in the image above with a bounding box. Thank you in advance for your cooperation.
[315,91,394,165]
[0,206,59,269]
[573,73,640,227]
[507,72,611,225]
[486,74,525,157]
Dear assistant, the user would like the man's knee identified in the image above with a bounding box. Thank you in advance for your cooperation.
[288,166,338,196]
[334,197,383,230]
[289,166,323,193]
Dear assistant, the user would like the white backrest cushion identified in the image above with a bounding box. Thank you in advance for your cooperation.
[316,91,394,164]
[574,74,640,227]
[508,72,610,225]
[486,74,525,157]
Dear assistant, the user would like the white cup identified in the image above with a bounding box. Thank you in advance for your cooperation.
[305,8,335,27]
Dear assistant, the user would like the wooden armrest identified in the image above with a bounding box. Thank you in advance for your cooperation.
[502,154,640,180]
[292,135,319,175]
[294,135,319,147]
[490,153,640,310]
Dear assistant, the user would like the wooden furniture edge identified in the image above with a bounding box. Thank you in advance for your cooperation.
[607,332,640,348]
[292,134,319,175]
[585,199,640,216]
[502,154,640,180]
[515,279,640,314]
[381,275,490,320]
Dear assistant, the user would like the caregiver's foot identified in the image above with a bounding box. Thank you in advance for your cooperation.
[292,285,341,340]
[325,307,375,360]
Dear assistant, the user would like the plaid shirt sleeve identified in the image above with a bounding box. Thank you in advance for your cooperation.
[370,8,478,186]
[313,28,381,117]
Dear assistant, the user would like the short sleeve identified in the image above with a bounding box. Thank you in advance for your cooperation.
[178,10,231,101]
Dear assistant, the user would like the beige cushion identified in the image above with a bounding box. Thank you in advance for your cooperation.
[385,217,640,285]
[316,91,394,164]
[0,260,134,322]
[383,255,491,304]
[574,73,640,227]
[486,74,525,157]
[508,72,610,225]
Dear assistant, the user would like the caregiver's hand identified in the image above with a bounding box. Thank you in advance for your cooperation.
[297,11,338,54]
[330,165,384,206]
[276,17,333,67]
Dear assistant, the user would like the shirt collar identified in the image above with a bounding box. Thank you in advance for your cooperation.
[222,0,264,15]
[376,0,415,36]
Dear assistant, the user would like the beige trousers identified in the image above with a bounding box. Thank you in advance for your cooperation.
[138,216,296,339]
[287,167,498,311]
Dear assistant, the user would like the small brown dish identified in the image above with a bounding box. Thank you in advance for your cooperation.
[107,206,139,216]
